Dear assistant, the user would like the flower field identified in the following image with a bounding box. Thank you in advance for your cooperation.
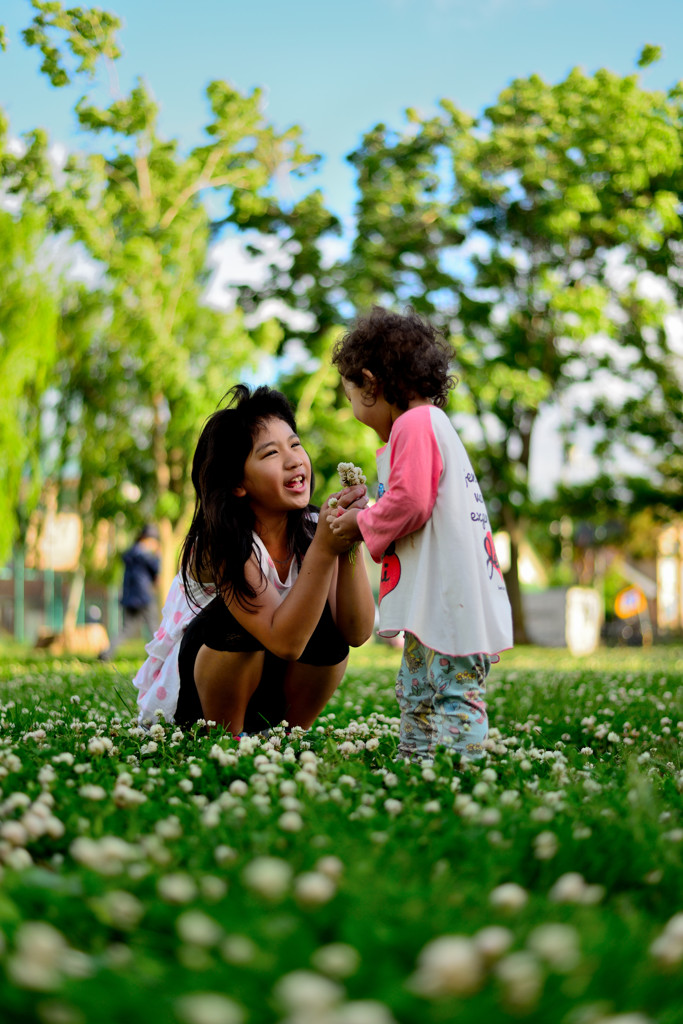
[0,644,681,1024]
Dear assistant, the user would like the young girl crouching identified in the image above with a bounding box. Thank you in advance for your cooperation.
[135,384,375,734]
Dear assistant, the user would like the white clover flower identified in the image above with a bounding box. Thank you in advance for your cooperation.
[1,821,29,846]
[533,830,558,860]
[473,925,514,962]
[78,784,108,801]
[311,943,361,979]
[316,856,344,880]
[52,752,75,766]
[176,910,223,947]
[221,935,257,965]
[228,779,248,796]
[494,951,543,1010]
[527,923,580,972]
[384,799,403,817]
[87,735,114,755]
[548,872,604,905]
[337,462,366,487]
[7,922,68,991]
[409,935,484,997]
[93,890,145,930]
[596,1016,654,1024]
[332,1001,398,1024]
[273,970,343,1015]
[157,873,198,904]
[214,845,237,866]
[295,871,337,907]
[200,875,228,902]
[649,912,683,967]
[37,764,57,786]
[489,882,529,912]
[175,992,245,1024]
[279,810,304,832]
[3,847,33,870]
[242,856,292,900]
[113,784,147,808]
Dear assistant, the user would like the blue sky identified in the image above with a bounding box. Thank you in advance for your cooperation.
[2,0,683,226]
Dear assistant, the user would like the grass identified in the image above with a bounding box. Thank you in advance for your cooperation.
[0,643,680,1024]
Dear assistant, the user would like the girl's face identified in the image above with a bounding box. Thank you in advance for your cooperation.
[234,416,311,516]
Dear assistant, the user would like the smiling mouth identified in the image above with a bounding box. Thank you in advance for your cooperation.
[285,475,306,490]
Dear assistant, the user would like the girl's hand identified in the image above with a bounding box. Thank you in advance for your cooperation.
[326,507,363,545]
[315,498,359,555]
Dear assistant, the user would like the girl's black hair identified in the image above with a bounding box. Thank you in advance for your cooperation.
[180,384,316,609]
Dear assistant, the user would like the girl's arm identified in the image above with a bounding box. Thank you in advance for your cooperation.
[225,501,355,661]
[330,547,375,647]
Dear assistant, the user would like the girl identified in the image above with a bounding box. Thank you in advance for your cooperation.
[327,307,513,761]
[133,384,375,734]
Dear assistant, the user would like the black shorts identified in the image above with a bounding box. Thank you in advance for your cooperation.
[176,596,349,731]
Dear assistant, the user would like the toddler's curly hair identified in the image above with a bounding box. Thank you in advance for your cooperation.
[332,306,456,410]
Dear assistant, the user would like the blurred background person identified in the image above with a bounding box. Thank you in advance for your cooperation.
[100,524,161,661]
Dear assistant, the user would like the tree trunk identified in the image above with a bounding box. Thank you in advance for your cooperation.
[502,507,530,645]
[63,568,85,636]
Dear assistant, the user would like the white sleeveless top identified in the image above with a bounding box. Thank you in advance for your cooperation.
[133,525,311,724]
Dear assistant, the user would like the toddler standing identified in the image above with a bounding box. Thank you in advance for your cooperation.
[328,307,513,760]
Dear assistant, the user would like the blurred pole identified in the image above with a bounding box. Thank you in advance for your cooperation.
[54,572,64,632]
[44,566,55,632]
[13,546,25,643]
[108,583,119,636]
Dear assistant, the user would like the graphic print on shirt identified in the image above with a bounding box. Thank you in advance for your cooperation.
[464,467,505,590]
[484,531,504,581]
[379,541,401,603]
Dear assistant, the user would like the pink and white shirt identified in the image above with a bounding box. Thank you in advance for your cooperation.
[357,404,513,658]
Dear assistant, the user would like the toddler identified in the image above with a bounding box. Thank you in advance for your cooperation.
[327,307,513,760]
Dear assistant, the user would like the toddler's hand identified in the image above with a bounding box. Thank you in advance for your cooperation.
[328,483,368,513]
[326,507,363,545]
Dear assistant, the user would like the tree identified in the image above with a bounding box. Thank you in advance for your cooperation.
[340,58,683,641]
[0,108,60,564]
[3,1,325,596]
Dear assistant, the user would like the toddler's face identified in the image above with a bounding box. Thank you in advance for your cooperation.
[343,376,393,442]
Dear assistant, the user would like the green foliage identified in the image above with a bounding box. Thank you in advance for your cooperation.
[0,203,59,563]
[3,2,329,586]
[332,63,683,639]
[638,44,663,69]
[22,0,122,86]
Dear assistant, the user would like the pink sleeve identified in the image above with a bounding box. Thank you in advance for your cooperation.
[357,406,443,562]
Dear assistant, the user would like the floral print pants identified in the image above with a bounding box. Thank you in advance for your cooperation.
[395,632,490,761]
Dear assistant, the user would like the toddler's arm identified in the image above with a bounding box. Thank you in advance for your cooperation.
[356,406,442,562]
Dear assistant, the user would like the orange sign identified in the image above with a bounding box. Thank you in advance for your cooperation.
[614,586,648,620]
